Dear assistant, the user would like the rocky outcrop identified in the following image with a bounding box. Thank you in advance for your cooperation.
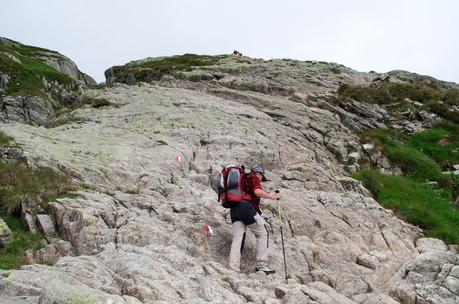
[0,37,95,86]
[105,55,375,96]
[0,95,54,125]
[1,80,458,303]
[36,53,95,86]
[390,249,459,304]
[0,37,96,126]
[319,99,391,133]
[387,70,459,90]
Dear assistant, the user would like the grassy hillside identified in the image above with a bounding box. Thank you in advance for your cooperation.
[0,42,75,97]
[355,124,459,245]
[336,78,459,245]
[355,169,459,244]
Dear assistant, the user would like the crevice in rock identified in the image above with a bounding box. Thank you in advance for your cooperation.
[287,219,295,237]
[328,210,353,230]
[149,206,159,217]
[379,224,395,255]
[104,192,130,210]
[99,213,112,229]
[300,250,313,272]
[280,176,303,182]
[316,197,354,232]
[439,284,459,297]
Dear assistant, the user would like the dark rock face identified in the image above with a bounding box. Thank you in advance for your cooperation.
[0,95,53,125]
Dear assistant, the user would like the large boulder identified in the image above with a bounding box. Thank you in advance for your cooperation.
[0,37,96,126]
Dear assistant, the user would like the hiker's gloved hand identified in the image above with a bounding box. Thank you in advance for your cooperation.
[271,193,281,200]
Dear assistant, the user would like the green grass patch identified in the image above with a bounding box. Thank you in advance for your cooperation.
[387,145,444,182]
[91,98,112,108]
[136,54,228,72]
[354,169,459,245]
[362,128,457,186]
[80,183,98,191]
[0,215,45,269]
[0,43,74,97]
[362,127,459,201]
[0,161,76,215]
[337,83,444,105]
[0,131,13,147]
[409,127,459,169]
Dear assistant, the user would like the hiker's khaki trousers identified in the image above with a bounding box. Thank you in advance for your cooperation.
[229,214,269,272]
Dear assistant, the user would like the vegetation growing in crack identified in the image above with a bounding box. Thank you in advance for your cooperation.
[0,131,77,269]
[0,160,77,215]
[0,215,45,269]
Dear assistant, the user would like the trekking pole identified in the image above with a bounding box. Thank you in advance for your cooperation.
[276,190,288,284]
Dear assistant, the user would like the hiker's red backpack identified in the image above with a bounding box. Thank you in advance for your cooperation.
[214,164,245,208]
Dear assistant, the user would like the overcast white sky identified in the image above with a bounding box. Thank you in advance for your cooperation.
[1,0,459,84]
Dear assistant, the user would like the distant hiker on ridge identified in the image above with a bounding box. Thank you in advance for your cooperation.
[232,50,242,56]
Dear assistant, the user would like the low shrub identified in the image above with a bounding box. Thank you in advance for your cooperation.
[0,131,13,146]
[337,83,444,105]
[91,98,112,108]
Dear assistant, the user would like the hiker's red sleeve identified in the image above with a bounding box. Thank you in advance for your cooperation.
[251,175,262,193]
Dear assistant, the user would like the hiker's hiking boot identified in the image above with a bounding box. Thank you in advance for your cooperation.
[255,265,276,275]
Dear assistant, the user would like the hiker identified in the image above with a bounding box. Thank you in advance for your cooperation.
[228,164,280,274]
[232,50,242,56]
